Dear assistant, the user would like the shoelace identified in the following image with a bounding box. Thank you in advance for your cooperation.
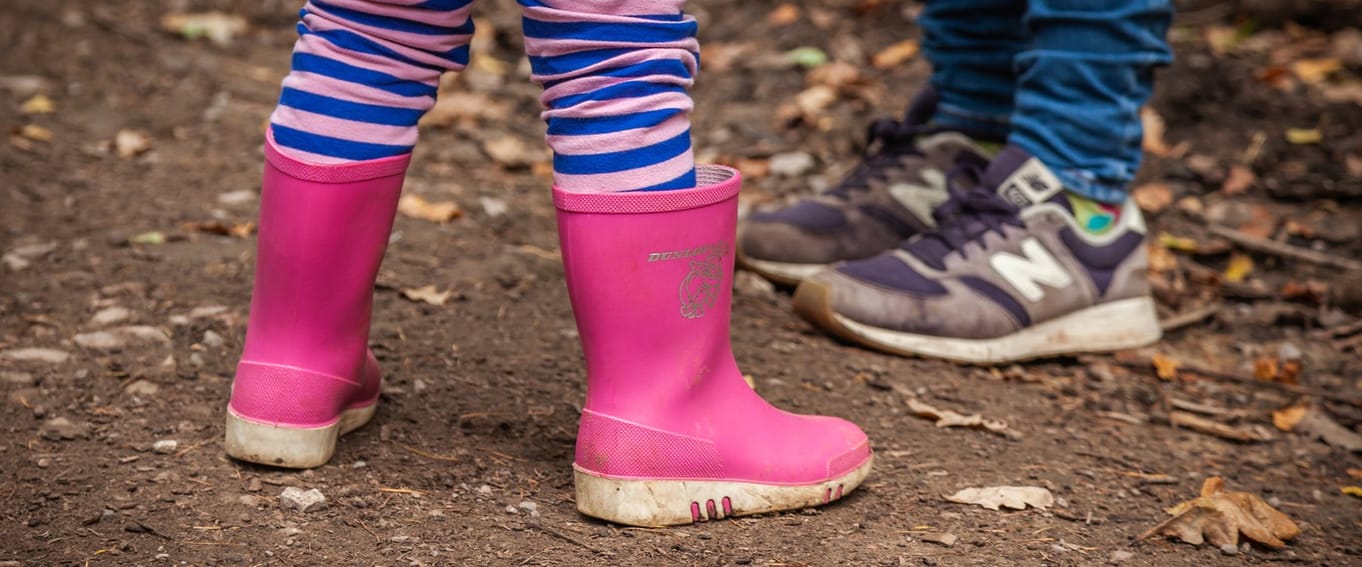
[904,164,1025,265]
[825,118,944,200]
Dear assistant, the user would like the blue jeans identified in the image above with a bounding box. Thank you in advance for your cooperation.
[919,0,1172,203]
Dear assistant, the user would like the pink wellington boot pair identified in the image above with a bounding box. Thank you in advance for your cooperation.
[226,134,873,526]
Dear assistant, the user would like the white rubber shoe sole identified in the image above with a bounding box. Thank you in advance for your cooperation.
[735,250,826,287]
[796,281,1162,364]
[224,403,377,469]
[573,455,873,527]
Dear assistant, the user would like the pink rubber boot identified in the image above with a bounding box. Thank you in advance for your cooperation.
[556,166,873,526]
[224,133,407,468]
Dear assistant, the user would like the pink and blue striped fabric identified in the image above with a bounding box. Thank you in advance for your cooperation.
[269,0,697,193]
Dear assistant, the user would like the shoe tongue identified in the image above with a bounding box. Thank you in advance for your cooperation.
[983,146,1066,209]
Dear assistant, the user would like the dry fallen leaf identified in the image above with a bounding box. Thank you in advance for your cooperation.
[1146,241,1179,274]
[482,136,536,168]
[1139,477,1300,549]
[1141,107,1189,158]
[905,397,1015,439]
[20,94,55,115]
[1343,486,1362,498]
[1132,182,1174,213]
[1221,165,1255,195]
[1285,128,1322,145]
[1152,353,1180,380]
[401,285,452,306]
[161,12,249,46]
[767,3,801,26]
[872,39,920,69]
[1272,403,1308,432]
[1224,253,1254,283]
[946,486,1053,511]
[1292,57,1342,84]
[398,195,462,223]
[1347,468,1362,481]
[18,124,52,142]
[806,61,861,89]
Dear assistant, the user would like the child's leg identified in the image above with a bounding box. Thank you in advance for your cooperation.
[226,0,475,468]
[1010,0,1173,203]
[918,0,1027,140]
[520,1,872,527]
[270,0,474,163]
[520,0,698,192]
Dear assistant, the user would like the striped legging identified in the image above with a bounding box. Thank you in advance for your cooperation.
[269,0,698,193]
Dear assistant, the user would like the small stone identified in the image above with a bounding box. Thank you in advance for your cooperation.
[36,458,52,468]
[1,348,71,364]
[517,500,540,517]
[90,306,132,326]
[1,371,35,385]
[351,460,367,469]
[480,196,508,218]
[279,487,327,513]
[124,380,160,396]
[1108,550,1135,564]
[246,478,262,492]
[504,505,518,514]
[920,533,957,547]
[217,189,257,205]
[202,330,225,349]
[189,353,205,368]
[768,151,816,177]
[151,439,178,454]
[236,494,260,506]
[476,484,493,495]
[189,305,229,319]
[74,331,123,350]
[39,416,89,440]
[412,379,427,394]
[1219,544,1238,556]
[1279,342,1302,361]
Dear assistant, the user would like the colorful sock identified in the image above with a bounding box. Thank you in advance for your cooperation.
[1066,192,1122,235]
[519,0,698,193]
[269,0,474,164]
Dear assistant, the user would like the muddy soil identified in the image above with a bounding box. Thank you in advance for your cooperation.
[2,1,1360,565]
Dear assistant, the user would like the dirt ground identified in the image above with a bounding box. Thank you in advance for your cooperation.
[3,1,1361,565]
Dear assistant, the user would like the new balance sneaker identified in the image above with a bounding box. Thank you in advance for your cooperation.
[736,90,996,286]
[792,146,1162,364]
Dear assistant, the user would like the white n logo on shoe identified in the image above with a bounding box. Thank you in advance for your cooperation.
[989,238,1072,302]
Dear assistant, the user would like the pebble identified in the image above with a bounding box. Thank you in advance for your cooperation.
[90,306,133,326]
[151,439,178,454]
[247,478,262,492]
[920,532,957,547]
[480,196,508,218]
[1,348,71,364]
[189,305,229,319]
[217,189,257,205]
[279,487,327,512]
[238,495,262,507]
[1219,544,1238,556]
[202,330,225,349]
[768,151,816,177]
[124,380,160,396]
[1108,550,1134,564]
[1,371,35,385]
[476,484,493,495]
[39,416,89,440]
[504,505,518,514]
[517,501,540,517]
[74,326,170,351]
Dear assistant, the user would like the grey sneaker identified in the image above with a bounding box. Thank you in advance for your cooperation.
[792,146,1162,364]
[737,91,996,286]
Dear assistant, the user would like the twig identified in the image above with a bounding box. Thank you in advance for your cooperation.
[174,440,212,458]
[377,487,424,497]
[403,445,460,463]
[524,520,612,556]
[1159,302,1222,332]
[1169,411,1275,443]
[1208,225,1362,272]
[1115,356,1362,409]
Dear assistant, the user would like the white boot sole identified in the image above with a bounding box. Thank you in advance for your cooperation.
[797,280,1161,364]
[224,403,376,469]
[735,251,826,287]
[573,455,873,527]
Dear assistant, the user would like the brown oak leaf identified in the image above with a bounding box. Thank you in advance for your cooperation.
[1138,477,1300,549]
